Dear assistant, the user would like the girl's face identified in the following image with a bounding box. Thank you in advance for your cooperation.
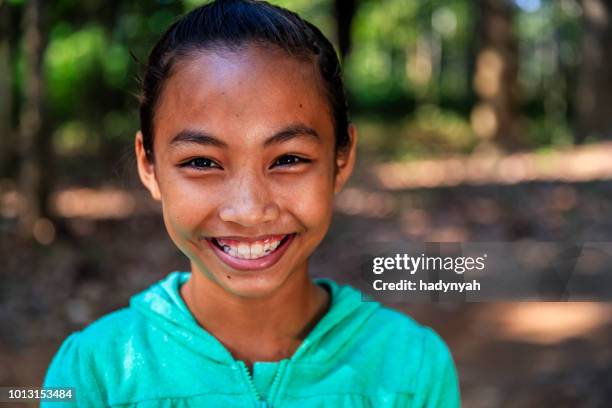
[135,46,356,298]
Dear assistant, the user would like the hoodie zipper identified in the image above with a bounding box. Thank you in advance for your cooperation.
[238,360,287,407]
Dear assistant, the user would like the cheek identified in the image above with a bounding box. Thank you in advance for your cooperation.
[277,165,336,230]
[299,183,333,225]
[158,176,219,240]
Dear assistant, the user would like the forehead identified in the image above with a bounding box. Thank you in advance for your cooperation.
[153,45,333,146]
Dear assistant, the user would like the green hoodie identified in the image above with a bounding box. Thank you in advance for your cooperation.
[43,272,460,407]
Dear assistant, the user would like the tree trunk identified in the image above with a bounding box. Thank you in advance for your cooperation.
[0,1,14,177]
[18,0,51,237]
[575,0,612,143]
[333,0,357,61]
[471,0,521,150]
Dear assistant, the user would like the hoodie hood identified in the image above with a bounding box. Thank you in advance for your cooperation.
[129,271,381,365]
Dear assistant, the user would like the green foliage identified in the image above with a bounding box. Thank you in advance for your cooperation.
[102,44,130,87]
[45,24,107,114]
[513,0,581,150]
[103,111,136,143]
[147,9,177,35]
[269,0,334,36]
[526,116,573,149]
[346,0,419,100]
[357,105,474,161]
[346,0,474,111]
[53,120,98,154]
[183,0,334,34]
[8,0,589,169]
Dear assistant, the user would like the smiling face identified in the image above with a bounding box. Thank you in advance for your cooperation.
[135,45,356,298]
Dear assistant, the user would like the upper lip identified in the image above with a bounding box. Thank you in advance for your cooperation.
[206,233,293,243]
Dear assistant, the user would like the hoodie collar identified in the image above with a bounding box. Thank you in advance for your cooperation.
[130,272,380,364]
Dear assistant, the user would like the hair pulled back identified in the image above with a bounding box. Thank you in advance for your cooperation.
[139,0,349,162]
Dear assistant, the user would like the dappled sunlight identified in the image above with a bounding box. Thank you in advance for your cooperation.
[0,189,27,218]
[375,141,612,189]
[582,0,607,24]
[334,187,397,218]
[1,188,138,220]
[474,49,504,99]
[51,187,136,219]
[32,217,56,245]
[471,103,498,140]
[491,303,612,344]
[400,208,431,237]
[406,36,433,86]
[427,225,468,242]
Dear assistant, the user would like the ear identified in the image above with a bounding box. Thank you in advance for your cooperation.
[135,131,161,201]
[334,123,357,194]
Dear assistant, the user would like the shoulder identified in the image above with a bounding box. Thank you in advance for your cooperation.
[324,278,443,352]
[77,307,143,347]
[358,304,453,367]
[46,307,136,353]
[49,304,154,369]
[50,306,146,362]
[327,281,458,401]
[323,279,455,362]
[367,306,451,356]
[366,306,429,337]
[43,308,146,385]
[365,306,460,405]
[43,308,143,407]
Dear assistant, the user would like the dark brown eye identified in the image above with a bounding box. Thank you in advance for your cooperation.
[272,155,310,168]
[181,158,222,170]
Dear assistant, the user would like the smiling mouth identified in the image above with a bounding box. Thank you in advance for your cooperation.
[209,234,292,260]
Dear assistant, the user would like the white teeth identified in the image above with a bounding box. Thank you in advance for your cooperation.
[216,236,287,260]
[251,244,263,258]
[238,245,250,257]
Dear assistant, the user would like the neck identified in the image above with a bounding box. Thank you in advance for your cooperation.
[180,263,329,366]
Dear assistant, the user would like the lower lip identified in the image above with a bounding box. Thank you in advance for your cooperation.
[206,234,295,271]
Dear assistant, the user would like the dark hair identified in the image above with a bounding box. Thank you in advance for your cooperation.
[139,0,349,162]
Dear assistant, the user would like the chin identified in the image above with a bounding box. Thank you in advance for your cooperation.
[216,273,290,299]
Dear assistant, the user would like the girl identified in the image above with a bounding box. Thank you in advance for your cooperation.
[43,1,460,406]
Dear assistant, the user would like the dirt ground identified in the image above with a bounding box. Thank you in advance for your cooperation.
[2,178,612,407]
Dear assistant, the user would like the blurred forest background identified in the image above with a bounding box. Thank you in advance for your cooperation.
[2,0,612,407]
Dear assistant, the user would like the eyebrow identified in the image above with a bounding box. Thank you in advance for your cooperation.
[169,124,321,149]
[170,130,228,148]
[263,124,321,147]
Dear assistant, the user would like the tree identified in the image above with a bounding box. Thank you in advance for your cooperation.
[471,0,521,149]
[18,0,51,237]
[0,1,17,177]
[575,0,612,143]
[333,0,356,60]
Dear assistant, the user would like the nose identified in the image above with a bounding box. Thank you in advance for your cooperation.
[218,174,280,227]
